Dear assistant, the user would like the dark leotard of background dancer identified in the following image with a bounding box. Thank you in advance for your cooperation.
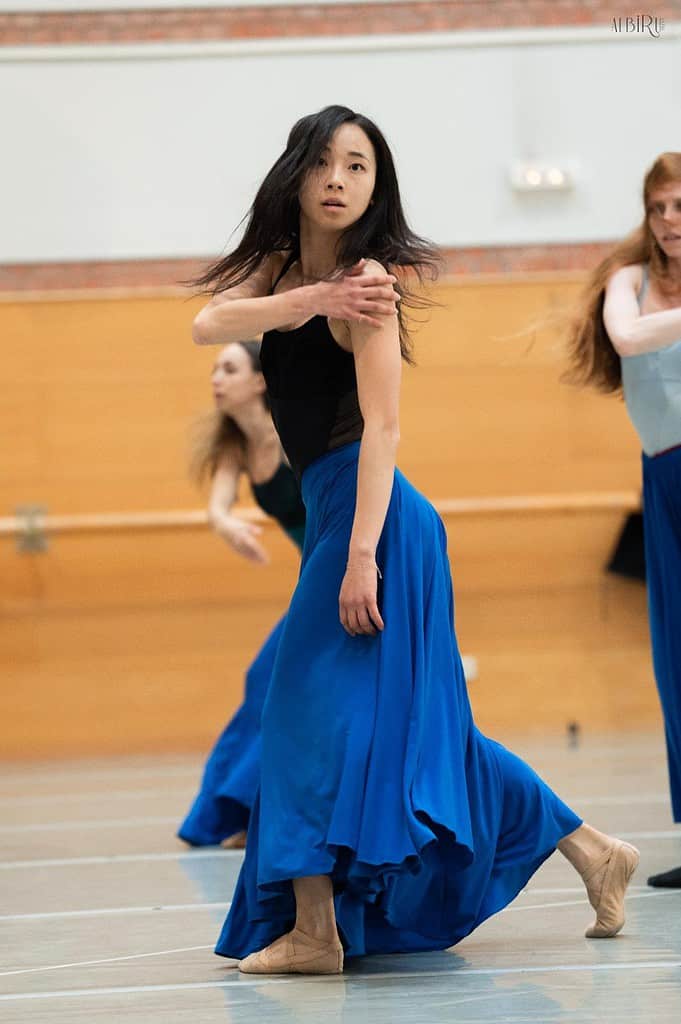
[566,151,681,889]
[192,105,639,975]
[179,340,305,849]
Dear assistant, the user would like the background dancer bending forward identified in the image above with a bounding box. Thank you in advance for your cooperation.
[179,340,305,849]
[192,104,639,974]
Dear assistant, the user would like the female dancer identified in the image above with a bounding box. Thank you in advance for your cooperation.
[566,152,681,889]
[178,339,305,848]
[192,105,638,973]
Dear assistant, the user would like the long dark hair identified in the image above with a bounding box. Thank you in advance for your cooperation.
[192,105,441,363]
[189,339,268,484]
[565,151,681,393]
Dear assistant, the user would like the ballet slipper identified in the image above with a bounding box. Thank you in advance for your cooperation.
[221,831,247,850]
[581,839,640,938]
[238,927,344,975]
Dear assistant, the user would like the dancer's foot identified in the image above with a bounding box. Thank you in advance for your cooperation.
[581,839,640,937]
[238,927,344,975]
[647,864,681,888]
[221,831,247,850]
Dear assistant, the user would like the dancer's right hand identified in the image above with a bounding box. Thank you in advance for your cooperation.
[312,260,400,328]
[216,517,269,564]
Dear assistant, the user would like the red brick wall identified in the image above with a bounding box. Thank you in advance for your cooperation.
[0,243,615,291]
[1,2,679,45]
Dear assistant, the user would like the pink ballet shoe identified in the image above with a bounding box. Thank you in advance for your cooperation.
[238,927,344,975]
[582,839,640,938]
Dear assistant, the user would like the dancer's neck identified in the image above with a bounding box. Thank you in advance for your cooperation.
[298,218,341,282]
[229,402,278,450]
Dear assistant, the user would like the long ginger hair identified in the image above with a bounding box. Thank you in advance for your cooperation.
[566,152,681,393]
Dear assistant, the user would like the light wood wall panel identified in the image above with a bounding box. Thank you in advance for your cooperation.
[1,508,634,610]
[2,580,658,759]
[1,277,652,758]
[2,278,642,518]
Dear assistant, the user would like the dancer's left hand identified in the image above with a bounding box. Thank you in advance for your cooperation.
[339,560,384,637]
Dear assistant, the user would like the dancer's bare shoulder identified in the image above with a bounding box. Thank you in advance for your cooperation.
[607,263,644,295]
[329,259,396,353]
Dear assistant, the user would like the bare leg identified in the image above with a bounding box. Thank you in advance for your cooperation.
[221,830,247,850]
[238,874,343,975]
[293,875,339,943]
[559,823,640,938]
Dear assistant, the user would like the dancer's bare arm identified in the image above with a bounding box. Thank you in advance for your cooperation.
[604,265,681,356]
[209,454,268,564]
[339,262,402,637]
[193,256,400,346]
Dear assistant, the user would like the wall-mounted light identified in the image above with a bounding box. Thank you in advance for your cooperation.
[509,161,575,193]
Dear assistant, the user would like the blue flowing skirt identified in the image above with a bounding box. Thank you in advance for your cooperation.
[216,442,581,957]
[178,615,286,846]
[643,447,681,822]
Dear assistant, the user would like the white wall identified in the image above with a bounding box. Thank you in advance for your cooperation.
[1,26,679,263]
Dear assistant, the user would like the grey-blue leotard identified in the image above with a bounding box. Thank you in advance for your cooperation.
[620,264,681,456]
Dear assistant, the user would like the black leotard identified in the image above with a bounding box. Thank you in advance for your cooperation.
[250,461,306,550]
[259,253,364,481]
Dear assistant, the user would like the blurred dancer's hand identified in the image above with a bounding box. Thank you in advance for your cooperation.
[215,517,269,564]
[339,558,384,636]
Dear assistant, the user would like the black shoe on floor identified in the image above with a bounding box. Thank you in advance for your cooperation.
[647,865,681,888]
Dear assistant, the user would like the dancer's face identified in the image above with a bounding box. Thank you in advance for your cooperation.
[298,123,376,234]
[647,183,681,259]
[211,344,265,413]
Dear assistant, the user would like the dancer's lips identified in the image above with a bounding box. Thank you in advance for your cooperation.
[321,199,346,208]
[662,233,681,241]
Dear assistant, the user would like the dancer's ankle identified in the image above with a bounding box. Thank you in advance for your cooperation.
[292,875,338,944]
[558,823,612,876]
[293,920,339,945]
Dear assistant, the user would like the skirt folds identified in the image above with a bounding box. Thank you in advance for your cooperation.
[216,443,581,957]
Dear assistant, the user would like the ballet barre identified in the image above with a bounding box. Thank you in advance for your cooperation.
[435,491,641,516]
[0,491,641,551]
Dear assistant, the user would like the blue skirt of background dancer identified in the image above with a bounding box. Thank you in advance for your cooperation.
[643,445,681,823]
[178,615,286,846]
[216,442,581,957]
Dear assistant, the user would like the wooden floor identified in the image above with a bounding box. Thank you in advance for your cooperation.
[2,733,680,1023]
